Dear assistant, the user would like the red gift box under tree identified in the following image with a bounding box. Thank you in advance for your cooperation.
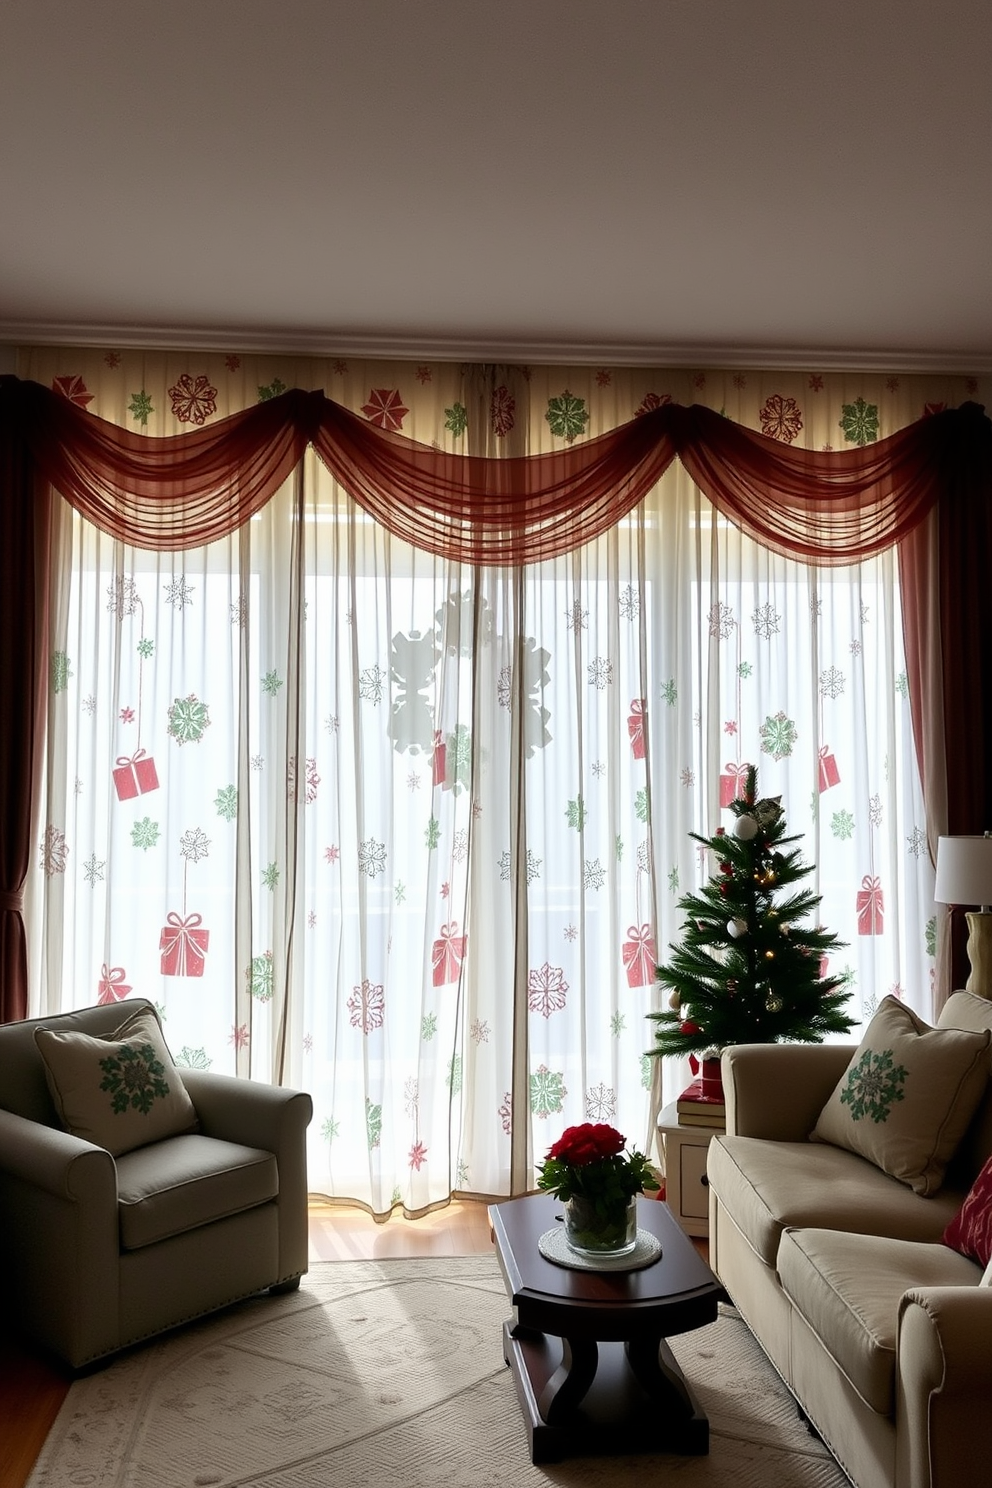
[113,748,160,801]
[160,912,210,976]
[431,922,466,986]
[622,923,657,987]
[856,876,884,936]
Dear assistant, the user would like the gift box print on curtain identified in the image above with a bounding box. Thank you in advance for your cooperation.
[160,829,211,976]
[110,581,160,801]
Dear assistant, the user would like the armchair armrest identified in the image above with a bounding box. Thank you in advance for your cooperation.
[180,1071,313,1285]
[0,1106,120,1366]
[180,1070,312,1150]
[0,1104,115,1200]
[721,1042,855,1139]
[896,1285,992,1488]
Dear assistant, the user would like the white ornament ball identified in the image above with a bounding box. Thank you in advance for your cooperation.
[733,814,759,841]
[668,990,682,1011]
[727,917,748,939]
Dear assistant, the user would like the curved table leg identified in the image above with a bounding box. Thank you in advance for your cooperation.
[537,1335,599,1425]
[624,1334,695,1420]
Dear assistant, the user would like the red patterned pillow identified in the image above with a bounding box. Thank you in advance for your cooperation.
[943,1153,992,1265]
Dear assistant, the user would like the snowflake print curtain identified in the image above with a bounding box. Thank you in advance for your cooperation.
[3,353,990,1210]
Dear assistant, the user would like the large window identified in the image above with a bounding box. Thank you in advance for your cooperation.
[23,351,949,1213]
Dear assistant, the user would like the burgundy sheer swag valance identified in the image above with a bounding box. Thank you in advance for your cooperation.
[0,374,989,565]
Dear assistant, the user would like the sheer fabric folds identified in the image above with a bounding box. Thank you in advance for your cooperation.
[4,376,986,564]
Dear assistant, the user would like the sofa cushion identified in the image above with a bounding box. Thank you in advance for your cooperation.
[943,1151,992,1265]
[708,1134,963,1269]
[778,1227,981,1416]
[115,1133,278,1250]
[810,995,991,1196]
[35,1005,199,1157]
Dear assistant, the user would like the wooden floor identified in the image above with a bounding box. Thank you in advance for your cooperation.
[0,1198,707,1488]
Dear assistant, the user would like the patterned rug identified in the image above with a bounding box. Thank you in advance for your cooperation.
[28,1256,850,1487]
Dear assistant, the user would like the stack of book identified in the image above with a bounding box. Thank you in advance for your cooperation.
[676,1079,726,1129]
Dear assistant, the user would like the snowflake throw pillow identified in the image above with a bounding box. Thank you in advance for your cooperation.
[35,1003,199,1157]
[943,1153,992,1266]
[810,995,991,1196]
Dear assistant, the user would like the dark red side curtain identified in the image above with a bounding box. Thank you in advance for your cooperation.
[899,402,992,994]
[0,390,52,1022]
[1,374,990,1018]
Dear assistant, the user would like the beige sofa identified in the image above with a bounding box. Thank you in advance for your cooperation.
[707,990,992,1488]
[0,998,313,1369]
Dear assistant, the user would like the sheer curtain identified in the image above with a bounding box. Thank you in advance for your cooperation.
[19,350,970,1212]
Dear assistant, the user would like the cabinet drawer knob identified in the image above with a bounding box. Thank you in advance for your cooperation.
[700,1173,709,1187]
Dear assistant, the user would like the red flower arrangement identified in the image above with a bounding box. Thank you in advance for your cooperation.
[536,1122,659,1205]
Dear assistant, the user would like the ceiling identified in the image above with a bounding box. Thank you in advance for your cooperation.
[2,1,991,370]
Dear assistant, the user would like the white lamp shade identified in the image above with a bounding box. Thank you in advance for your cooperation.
[934,836,992,908]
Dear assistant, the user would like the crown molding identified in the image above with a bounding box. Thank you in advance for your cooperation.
[0,320,989,375]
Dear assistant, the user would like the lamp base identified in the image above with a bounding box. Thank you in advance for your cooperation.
[965,912,992,999]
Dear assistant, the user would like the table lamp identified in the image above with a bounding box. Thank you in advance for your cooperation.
[934,834,992,998]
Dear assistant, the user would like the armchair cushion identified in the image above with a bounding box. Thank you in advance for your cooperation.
[35,1005,199,1157]
[116,1133,278,1249]
[810,995,991,1195]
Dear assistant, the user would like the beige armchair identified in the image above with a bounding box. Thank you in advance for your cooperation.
[0,998,312,1369]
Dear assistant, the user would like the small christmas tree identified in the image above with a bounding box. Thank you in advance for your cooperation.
[648,766,855,1061]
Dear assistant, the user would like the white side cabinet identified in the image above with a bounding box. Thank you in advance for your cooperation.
[656,1100,725,1238]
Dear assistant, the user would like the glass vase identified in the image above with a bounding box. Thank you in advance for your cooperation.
[562,1194,638,1258]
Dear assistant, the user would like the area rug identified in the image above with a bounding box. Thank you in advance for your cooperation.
[28,1256,849,1488]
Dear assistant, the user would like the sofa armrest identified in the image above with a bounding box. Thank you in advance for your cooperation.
[896,1285,992,1488]
[180,1071,313,1284]
[721,1042,856,1139]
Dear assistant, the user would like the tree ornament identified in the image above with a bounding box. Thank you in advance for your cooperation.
[765,994,784,1013]
[668,989,682,1011]
[733,814,758,841]
[755,795,783,826]
[727,917,748,939]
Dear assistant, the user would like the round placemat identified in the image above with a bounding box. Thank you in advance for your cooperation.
[537,1225,663,1272]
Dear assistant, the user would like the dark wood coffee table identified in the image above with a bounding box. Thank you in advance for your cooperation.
[489,1192,722,1462]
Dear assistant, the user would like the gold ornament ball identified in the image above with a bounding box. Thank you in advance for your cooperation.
[765,994,784,1012]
